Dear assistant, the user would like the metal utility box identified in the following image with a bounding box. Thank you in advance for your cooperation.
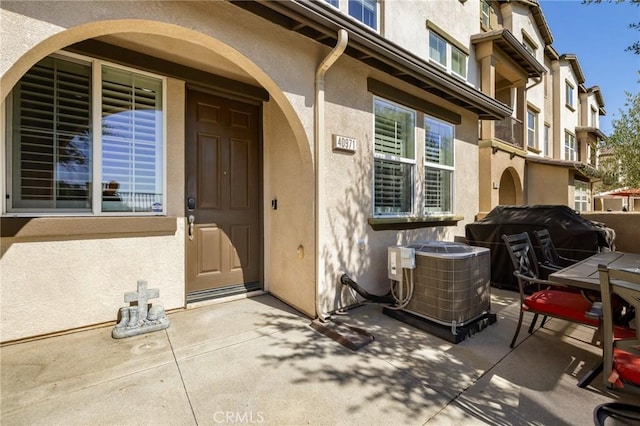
[387,246,415,282]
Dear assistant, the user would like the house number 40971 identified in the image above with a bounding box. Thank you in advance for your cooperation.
[332,134,357,153]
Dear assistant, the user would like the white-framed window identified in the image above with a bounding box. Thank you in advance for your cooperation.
[480,0,491,29]
[429,32,468,80]
[564,130,577,161]
[424,116,454,214]
[373,98,456,217]
[574,180,589,212]
[429,32,447,67]
[591,106,598,127]
[523,39,534,55]
[565,81,575,109]
[374,98,415,215]
[325,0,339,8]
[349,0,378,31]
[6,52,165,215]
[543,123,550,157]
[451,46,468,79]
[522,32,537,56]
[527,109,537,149]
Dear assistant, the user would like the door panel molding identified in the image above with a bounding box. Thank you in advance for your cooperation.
[186,89,262,298]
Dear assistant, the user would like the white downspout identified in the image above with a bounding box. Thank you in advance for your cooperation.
[314,29,348,322]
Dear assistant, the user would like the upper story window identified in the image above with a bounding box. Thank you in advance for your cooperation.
[522,32,537,56]
[565,81,575,110]
[428,28,468,80]
[480,0,491,30]
[424,117,454,215]
[451,46,468,79]
[564,130,577,161]
[527,109,537,149]
[522,40,535,55]
[374,98,415,215]
[349,0,378,31]
[6,53,165,215]
[591,106,598,127]
[325,0,339,7]
[429,32,447,67]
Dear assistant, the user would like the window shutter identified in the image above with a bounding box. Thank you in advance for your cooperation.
[374,103,413,214]
[12,57,91,208]
[424,117,454,214]
[375,114,406,157]
[101,66,163,212]
[425,130,442,164]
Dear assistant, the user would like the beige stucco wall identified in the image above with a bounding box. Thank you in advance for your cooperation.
[525,162,570,205]
[581,212,640,254]
[263,100,316,317]
[1,222,186,342]
[478,147,525,212]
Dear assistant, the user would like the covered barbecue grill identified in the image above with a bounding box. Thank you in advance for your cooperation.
[465,205,615,290]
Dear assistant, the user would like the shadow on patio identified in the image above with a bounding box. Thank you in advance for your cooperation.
[2,290,639,425]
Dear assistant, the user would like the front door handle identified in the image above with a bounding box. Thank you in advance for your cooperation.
[188,215,195,240]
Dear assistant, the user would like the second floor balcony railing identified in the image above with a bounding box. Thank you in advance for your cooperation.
[495,117,524,150]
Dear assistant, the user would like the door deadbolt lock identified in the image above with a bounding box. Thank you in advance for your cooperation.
[187,197,196,211]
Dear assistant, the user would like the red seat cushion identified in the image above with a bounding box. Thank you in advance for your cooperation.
[614,327,637,340]
[613,348,640,385]
[523,289,599,327]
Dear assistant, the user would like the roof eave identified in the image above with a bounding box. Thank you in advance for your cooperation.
[530,3,554,45]
[230,0,511,120]
[576,126,607,140]
[471,29,547,78]
[560,53,586,84]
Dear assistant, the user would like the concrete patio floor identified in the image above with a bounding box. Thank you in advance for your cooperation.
[2,288,639,425]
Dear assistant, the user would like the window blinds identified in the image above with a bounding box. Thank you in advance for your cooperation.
[374,101,414,214]
[101,66,162,212]
[12,56,91,209]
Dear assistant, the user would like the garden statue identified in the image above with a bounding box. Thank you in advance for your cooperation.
[112,280,170,339]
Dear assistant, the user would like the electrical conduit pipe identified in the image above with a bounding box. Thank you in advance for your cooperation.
[315,29,348,322]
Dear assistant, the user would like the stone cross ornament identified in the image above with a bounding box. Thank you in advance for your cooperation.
[112,280,170,339]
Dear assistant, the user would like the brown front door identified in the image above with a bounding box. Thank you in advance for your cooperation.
[186,89,262,298]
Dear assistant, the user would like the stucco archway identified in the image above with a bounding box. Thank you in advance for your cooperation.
[499,167,523,206]
[1,18,312,168]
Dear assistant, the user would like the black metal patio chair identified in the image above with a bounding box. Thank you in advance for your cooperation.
[532,229,579,273]
[502,232,599,348]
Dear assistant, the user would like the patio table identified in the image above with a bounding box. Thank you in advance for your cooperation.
[548,251,640,292]
[548,251,640,388]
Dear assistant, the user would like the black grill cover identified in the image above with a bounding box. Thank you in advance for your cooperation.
[465,205,616,290]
